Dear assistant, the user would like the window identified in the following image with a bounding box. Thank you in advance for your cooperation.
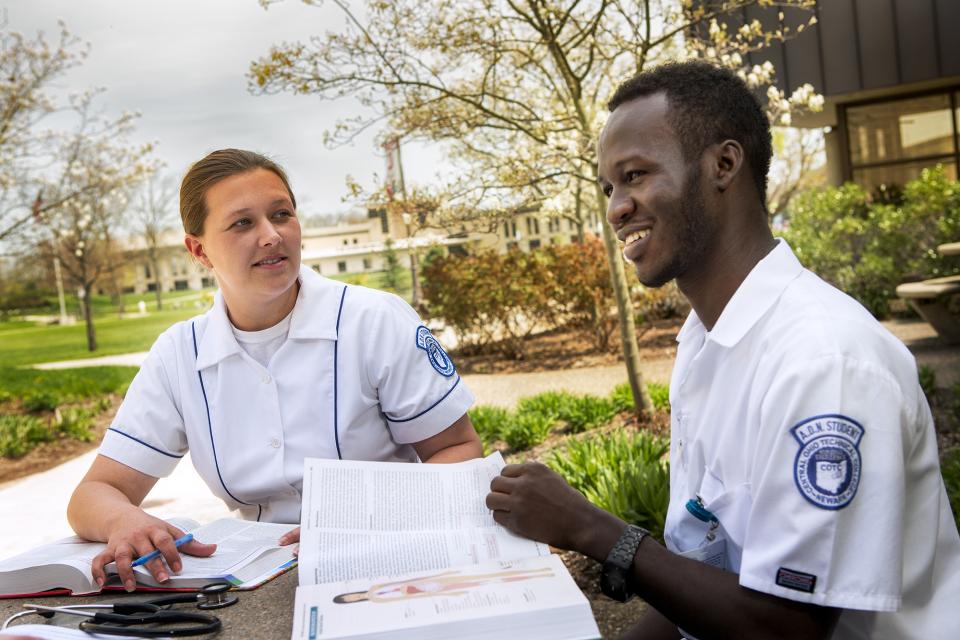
[503,222,511,239]
[845,90,959,196]
[338,261,347,273]
[529,239,541,250]
[525,217,540,236]
[174,280,188,291]
[144,264,152,279]
[312,264,321,274]
[362,258,372,270]
[201,277,216,288]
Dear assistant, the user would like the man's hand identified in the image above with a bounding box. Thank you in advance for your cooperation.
[486,462,625,557]
[91,510,216,592]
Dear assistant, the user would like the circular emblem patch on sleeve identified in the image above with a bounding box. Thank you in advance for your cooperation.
[790,414,864,510]
[415,325,455,377]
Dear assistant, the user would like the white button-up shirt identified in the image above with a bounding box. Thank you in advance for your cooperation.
[99,266,474,523]
[666,240,960,639]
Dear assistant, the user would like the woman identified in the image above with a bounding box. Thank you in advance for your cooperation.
[67,149,482,591]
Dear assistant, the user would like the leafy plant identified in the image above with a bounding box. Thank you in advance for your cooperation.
[22,391,60,413]
[55,407,96,441]
[560,395,617,433]
[611,382,670,413]
[941,448,960,532]
[918,365,937,399]
[548,429,670,540]
[0,414,52,458]
[516,391,576,424]
[502,413,554,451]
[468,405,511,445]
[647,383,670,412]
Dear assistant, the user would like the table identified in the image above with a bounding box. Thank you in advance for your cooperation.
[938,241,960,257]
[0,568,297,638]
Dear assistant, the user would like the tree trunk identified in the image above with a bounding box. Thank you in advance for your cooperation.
[592,182,651,415]
[151,255,163,310]
[574,181,585,244]
[82,283,97,352]
[409,250,421,308]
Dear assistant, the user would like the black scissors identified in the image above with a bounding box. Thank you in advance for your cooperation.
[21,583,236,637]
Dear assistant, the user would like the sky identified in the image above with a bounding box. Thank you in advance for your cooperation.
[7,0,442,217]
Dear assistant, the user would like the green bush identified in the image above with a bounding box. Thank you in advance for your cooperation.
[548,429,670,540]
[561,395,617,433]
[0,414,53,458]
[784,166,960,317]
[941,448,960,532]
[515,391,577,424]
[647,382,670,411]
[610,382,671,413]
[22,391,60,413]
[918,365,937,398]
[56,407,96,441]
[502,412,554,451]
[469,405,511,445]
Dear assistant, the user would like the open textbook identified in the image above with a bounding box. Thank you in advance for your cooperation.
[0,518,297,597]
[295,452,600,639]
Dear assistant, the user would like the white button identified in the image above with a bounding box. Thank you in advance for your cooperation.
[270,438,281,448]
[262,374,272,384]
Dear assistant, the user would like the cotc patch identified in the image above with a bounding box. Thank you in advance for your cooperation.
[790,414,864,510]
[415,325,455,377]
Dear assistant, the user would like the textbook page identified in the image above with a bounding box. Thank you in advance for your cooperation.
[299,452,550,585]
[129,519,297,588]
[291,555,600,640]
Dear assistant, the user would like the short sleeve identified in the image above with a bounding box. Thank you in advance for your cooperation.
[98,332,188,477]
[739,353,912,611]
[365,293,475,444]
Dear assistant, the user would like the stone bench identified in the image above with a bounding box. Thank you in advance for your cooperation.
[896,275,960,344]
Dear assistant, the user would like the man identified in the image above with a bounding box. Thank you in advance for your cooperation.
[486,61,960,639]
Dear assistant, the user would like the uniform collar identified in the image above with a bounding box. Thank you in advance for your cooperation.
[194,266,343,370]
[675,239,804,348]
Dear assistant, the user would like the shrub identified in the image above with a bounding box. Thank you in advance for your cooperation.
[647,382,670,411]
[918,365,937,398]
[784,166,960,318]
[544,238,618,350]
[548,429,670,540]
[516,391,577,424]
[610,382,670,413]
[22,391,59,413]
[0,414,53,458]
[941,448,960,532]
[560,395,617,433]
[55,407,96,441]
[469,405,511,445]
[502,412,554,451]
[633,281,689,323]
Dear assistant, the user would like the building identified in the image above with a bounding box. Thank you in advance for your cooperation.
[740,0,960,194]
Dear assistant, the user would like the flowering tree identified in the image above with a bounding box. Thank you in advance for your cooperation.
[34,94,155,351]
[250,0,822,414]
[132,172,179,310]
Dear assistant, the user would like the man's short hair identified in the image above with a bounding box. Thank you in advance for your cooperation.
[608,60,772,204]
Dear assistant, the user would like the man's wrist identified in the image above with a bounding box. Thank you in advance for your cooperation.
[572,507,627,562]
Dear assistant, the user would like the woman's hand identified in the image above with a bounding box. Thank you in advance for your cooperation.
[279,526,300,557]
[91,509,216,591]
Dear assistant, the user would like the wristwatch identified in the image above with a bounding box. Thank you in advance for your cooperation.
[600,524,649,602]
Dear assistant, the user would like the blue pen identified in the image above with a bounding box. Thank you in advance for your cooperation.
[131,533,194,568]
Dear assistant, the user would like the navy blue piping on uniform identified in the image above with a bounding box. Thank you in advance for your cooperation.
[386,376,462,423]
[191,321,262,522]
[333,286,347,460]
[106,427,183,459]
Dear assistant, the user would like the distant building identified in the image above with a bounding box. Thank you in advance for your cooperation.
[113,208,580,294]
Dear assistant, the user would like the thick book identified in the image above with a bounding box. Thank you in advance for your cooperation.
[0,518,297,597]
[293,452,600,640]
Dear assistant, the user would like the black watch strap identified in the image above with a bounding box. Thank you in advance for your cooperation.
[600,524,649,602]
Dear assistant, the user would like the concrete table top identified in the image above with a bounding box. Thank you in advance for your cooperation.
[0,567,297,639]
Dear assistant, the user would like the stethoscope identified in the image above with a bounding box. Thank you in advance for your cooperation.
[2,582,237,637]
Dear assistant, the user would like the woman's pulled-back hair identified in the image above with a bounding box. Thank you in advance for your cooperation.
[180,149,297,236]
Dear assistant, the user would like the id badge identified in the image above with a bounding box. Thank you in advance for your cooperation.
[678,535,727,570]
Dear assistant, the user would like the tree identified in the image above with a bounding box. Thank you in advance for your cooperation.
[133,172,178,310]
[382,237,404,292]
[251,0,820,414]
[0,21,88,248]
[767,126,826,222]
[34,93,155,351]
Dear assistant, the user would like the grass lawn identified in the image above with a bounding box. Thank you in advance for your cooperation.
[0,366,138,402]
[0,308,203,366]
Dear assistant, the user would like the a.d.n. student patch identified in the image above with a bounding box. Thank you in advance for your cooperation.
[415,325,455,377]
[791,414,863,510]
